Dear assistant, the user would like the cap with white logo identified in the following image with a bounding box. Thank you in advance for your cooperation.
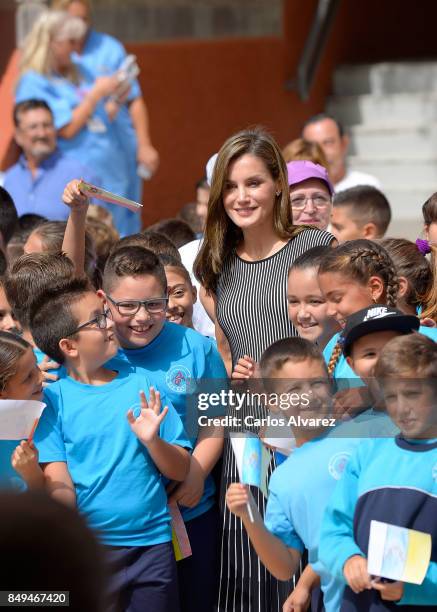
[342,305,420,356]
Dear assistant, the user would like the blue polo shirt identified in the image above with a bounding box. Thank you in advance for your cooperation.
[4,150,100,220]
[109,322,228,522]
[35,361,191,547]
[264,428,363,612]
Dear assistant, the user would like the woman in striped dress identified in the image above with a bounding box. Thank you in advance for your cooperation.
[194,128,334,612]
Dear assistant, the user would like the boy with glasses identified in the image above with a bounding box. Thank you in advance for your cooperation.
[287,160,334,231]
[61,179,227,612]
[30,276,191,612]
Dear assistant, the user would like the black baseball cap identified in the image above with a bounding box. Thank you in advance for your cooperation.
[342,305,420,356]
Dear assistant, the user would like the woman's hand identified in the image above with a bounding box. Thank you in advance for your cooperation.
[91,75,120,100]
[232,355,258,380]
[137,143,160,176]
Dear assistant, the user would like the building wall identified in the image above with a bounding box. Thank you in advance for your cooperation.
[91,0,282,41]
[2,0,437,225]
[127,3,321,224]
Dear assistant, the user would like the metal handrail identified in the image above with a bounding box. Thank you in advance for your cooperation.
[286,0,341,101]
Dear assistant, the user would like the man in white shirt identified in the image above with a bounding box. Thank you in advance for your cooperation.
[302,113,381,192]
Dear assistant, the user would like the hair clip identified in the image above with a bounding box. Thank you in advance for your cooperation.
[415,238,431,255]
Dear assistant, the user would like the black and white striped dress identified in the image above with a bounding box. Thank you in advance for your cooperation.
[215,228,333,612]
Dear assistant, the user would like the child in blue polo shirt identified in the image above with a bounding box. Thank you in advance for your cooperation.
[30,277,191,612]
[100,245,226,612]
[319,333,437,610]
[226,337,363,612]
[61,178,227,612]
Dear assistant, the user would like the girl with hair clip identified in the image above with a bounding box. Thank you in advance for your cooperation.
[319,239,436,382]
[381,238,437,334]
[0,332,45,491]
[416,192,437,322]
[15,10,133,235]
[194,127,334,612]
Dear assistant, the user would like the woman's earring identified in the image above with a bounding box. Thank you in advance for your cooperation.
[276,191,281,197]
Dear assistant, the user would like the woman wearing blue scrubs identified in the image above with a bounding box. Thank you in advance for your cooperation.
[52,0,160,235]
[16,10,140,236]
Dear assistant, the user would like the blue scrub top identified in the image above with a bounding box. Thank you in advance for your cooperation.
[15,68,140,236]
[74,29,143,229]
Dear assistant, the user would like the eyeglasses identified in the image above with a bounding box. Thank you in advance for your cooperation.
[66,312,109,337]
[18,122,55,133]
[106,295,168,316]
[290,194,332,210]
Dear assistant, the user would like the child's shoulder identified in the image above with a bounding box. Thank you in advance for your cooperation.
[165,322,214,352]
[323,332,340,358]
[332,410,399,439]
[419,325,437,341]
[44,361,141,402]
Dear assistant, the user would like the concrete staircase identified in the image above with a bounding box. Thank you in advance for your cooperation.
[327,61,437,239]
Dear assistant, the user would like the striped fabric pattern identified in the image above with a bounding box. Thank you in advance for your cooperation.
[215,228,334,612]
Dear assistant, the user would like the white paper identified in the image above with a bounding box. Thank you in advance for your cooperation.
[261,422,296,455]
[230,434,245,479]
[368,519,432,584]
[0,400,46,440]
[368,519,388,577]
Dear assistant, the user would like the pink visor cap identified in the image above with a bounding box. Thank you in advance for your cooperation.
[286,160,334,195]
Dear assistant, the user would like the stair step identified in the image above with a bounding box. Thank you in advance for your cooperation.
[347,156,437,185]
[385,217,422,241]
[333,62,437,96]
[347,124,437,157]
[327,92,437,127]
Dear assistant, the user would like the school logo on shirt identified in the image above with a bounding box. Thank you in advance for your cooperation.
[328,451,351,480]
[166,365,192,393]
[432,462,437,482]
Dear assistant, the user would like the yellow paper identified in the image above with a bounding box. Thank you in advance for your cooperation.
[402,528,432,584]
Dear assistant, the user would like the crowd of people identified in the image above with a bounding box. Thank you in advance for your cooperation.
[0,1,436,612]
